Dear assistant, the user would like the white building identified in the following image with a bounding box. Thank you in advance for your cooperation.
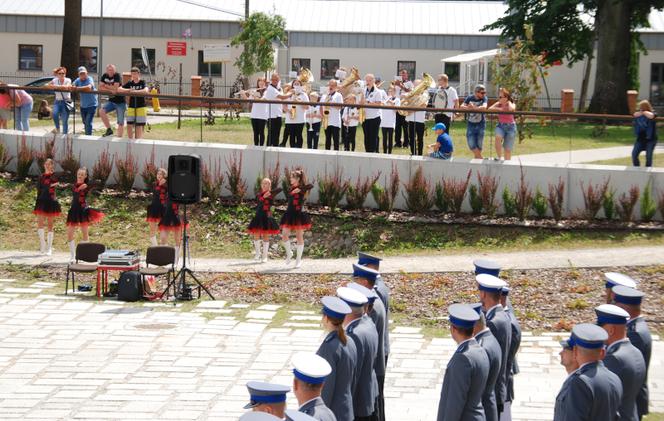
[1,0,664,107]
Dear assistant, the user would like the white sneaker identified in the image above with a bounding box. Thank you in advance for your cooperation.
[46,248,52,256]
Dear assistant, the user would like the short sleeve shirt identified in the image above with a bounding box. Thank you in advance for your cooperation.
[100,73,124,104]
[364,87,383,120]
[73,77,98,108]
[285,92,309,124]
[264,84,283,118]
[464,94,488,124]
[52,78,72,101]
[395,80,414,98]
[321,91,343,128]
[437,133,453,154]
[380,97,399,129]
[122,79,147,108]
[437,86,459,118]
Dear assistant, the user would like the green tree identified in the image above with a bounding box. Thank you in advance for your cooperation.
[484,0,664,115]
[61,0,82,79]
[231,12,286,78]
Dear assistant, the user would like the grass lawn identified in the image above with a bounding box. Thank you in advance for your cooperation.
[589,153,664,167]
[137,117,635,159]
[646,414,664,421]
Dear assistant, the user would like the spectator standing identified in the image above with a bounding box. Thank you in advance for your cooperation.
[433,74,458,133]
[632,100,657,167]
[489,88,517,161]
[99,64,125,137]
[48,67,72,134]
[1,83,34,131]
[117,67,149,140]
[72,66,98,136]
[461,84,488,159]
[0,87,11,129]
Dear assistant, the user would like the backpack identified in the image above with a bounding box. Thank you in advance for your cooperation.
[117,271,143,302]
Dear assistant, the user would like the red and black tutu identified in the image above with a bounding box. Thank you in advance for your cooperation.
[280,188,312,231]
[146,182,167,222]
[33,173,62,217]
[159,202,188,232]
[66,182,104,227]
[248,192,280,235]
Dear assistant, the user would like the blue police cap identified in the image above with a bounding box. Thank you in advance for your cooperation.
[604,272,637,289]
[321,296,352,320]
[570,323,608,349]
[240,412,282,421]
[285,409,317,421]
[337,286,368,307]
[448,303,480,329]
[476,274,507,293]
[559,337,573,350]
[612,285,644,305]
[501,286,510,296]
[348,282,378,304]
[473,259,501,276]
[358,252,382,267]
[244,381,290,409]
[595,304,629,325]
[470,302,482,315]
[352,263,379,283]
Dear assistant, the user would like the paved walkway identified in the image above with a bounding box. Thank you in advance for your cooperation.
[0,286,660,421]
[515,145,664,164]
[1,244,663,273]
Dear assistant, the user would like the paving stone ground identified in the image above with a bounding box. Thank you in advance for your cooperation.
[0,287,661,421]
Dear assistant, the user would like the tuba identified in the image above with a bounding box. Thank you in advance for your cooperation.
[338,67,361,99]
[398,73,434,117]
[284,68,315,94]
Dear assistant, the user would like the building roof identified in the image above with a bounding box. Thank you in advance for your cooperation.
[1,0,664,35]
[441,48,498,63]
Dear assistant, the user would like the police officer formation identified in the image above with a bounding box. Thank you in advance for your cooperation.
[238,256,652,421]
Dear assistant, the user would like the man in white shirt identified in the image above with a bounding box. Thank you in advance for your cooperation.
[320,79,344,150]
[394,69,414,148]
[361,74,383,153]
[433,74,458,134]
[264,73,291,147]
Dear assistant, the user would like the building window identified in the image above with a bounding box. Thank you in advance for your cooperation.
[320,59,340,80]
[650,63,664,106]
[292,58,311,72]
[397,61,416,79]
[130,48,155,74]
[79,46,98,73]
[445,62,460,82]
[198,51,222,77]
[18,45,43,71]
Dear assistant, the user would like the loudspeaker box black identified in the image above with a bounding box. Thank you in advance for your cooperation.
[168,154,201,204]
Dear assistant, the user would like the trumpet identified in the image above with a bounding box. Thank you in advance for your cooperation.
[233,87,266,98]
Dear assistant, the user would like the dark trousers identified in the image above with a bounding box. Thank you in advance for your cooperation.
[376,375,385,421]
[325,126,340,150]
[395,113,409,147]
[307,122,321,149]
[267,117,281,147]
[381,128,394,154]
[363,117,380,152]
[355,413,379,421]
[251,118,266,146]
[343,126,357,151]
[434,113,452,133]
[279,124,289,147]
[409,121,425,156]
[285,123,304,148]
[632,138,657,167]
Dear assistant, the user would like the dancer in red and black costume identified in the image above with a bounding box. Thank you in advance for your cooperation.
[248,178,281,263]
[158,187,185,263]
[146,168,167,246]
[280,169,312,268]
[33,158,62,256]
[66,167,104,262]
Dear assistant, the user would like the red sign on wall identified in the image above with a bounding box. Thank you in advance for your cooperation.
[167,41,187,56]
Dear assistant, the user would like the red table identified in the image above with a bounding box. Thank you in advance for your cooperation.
[96,263,140,298]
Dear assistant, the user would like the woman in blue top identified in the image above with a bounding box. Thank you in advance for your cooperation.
[72,66,99,135]
[632,100,657,167]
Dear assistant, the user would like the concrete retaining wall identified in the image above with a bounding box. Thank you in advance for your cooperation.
[2,130,663,221]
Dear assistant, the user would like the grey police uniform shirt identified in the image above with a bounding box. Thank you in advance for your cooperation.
[299,396,338,421]
[375,276,390,357]
[553,360,623,421]
[475,328,502,421]
[346,315,379,418]
[505,305,521,402]
[485,304,512,407]
[317,330,357,421]
[436,337,490,421]
[604,338,647,421]
[369,297,387,379]
[627,316,652,417]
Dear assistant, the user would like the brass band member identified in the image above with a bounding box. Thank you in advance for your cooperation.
[393,69,413,148]
[361,74,383,153]
[240,77,268,146]
[320,80,344,151]
[282,79,309,149]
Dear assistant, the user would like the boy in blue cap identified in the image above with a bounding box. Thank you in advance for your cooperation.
[428,122,453,160]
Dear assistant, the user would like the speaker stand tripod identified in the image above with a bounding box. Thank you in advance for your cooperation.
[161,204,215,301]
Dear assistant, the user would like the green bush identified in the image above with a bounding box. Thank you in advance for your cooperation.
[603,189,616,220]
[469,185,483,214]
[502,187,516,217]
[532,187,548,218]
[641,181,657,222]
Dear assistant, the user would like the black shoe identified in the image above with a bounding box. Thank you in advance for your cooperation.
[103,128,113,137]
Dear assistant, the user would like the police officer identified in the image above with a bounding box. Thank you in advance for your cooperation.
[613,285,652,420]
[337,286,379,421]
[286,409,319,421]
[291,353,337,421]
[603,272,637,304]
[596,304,646,421]
[244,381,291,419]
[471,302,502,421]
[500,286,520,421]
[558,337,578,375]
[476,273,511,416]
[357,253,390,339]
[553,323,623,421]
[317,296,357,421]
[437,304,490,421]
[239,411,282,421]
[349,264,387,421]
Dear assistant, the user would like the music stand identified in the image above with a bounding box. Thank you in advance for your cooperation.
[161,204,215,301]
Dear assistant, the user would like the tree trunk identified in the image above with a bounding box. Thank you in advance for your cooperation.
[60,0,82,80]
[586,0,631,115]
